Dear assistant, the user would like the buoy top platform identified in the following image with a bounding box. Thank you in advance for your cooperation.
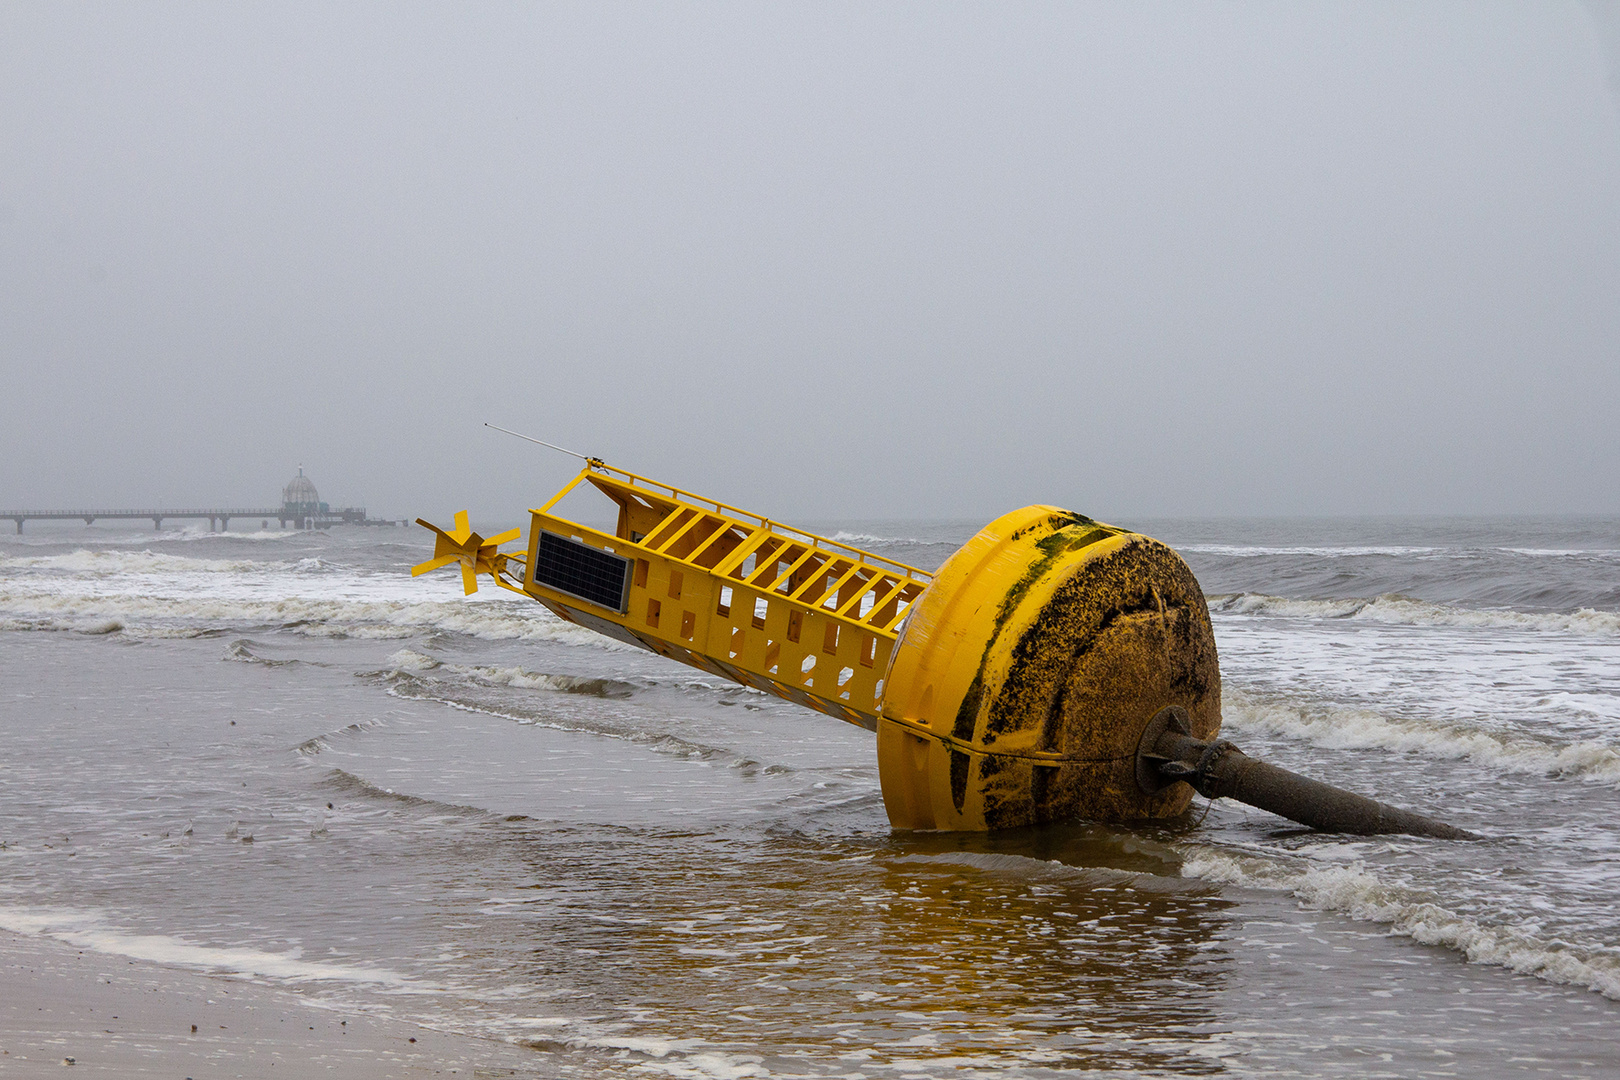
[415,452,1475,840]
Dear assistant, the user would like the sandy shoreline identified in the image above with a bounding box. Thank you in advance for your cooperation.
[0,929,545,1078]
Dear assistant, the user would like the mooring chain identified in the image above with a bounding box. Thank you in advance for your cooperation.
[1152,734,1239,797]
[1193,739,1240,793]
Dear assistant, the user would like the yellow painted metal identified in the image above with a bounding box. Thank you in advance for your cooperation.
[414,463,1220,832]
[417,464,932,731]
[411,511,522,596]
[875,507,1222,831]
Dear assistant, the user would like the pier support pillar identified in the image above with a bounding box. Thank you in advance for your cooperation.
[13,518,21,534]
[152,517,162,531]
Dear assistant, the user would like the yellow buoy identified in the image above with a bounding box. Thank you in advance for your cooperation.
[874,506,1221,831]
[413,444,1472,839]
[414,458,1217,831]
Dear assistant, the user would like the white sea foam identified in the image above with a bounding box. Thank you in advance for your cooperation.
[480,1015,767,1080]
[386,647,443,671]
[0,549,287,575]
[895,851,1180,889]
[0,588,636,650]
[829,530,936,547]
[1210,592,1620,635]
[175,528,303,541]
[0,527,301,547]
[118,625,222,639]
[1184,544,1446,558]
[602,1048,766,1080]
[0,542,632,649]
[0,614,217,636]
[1179,848,1620,1000]
[74,617,125,635]
[455,664,638,697]
[1222,687,1620,785]
[0,905,419,987]
[1185,544,1620,560]
[380,650,636,695]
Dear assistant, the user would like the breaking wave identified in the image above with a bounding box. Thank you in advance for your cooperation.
[73,617,123,635]
[1222,687,1620,785]
[0,615,223,637]
[1185,544,1448,558]
[385,647,443,671]
[380,649,637,697]
[224,638,301,666]
[830,530,935,547]
[1179,848,1620,1000]
[294,718,387,757]
[0,589,636,649]
[1210,592,1620,635]
[1184,544,1620,561]
[0,549,289,575]
[459,665,637,698]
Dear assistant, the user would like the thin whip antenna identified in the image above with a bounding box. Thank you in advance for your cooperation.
[484,424,600,464]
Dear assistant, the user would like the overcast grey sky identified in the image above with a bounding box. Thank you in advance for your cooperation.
[2,2,1617,524]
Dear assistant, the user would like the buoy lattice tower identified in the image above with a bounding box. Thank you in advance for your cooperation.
[422,462,931,731]
[414,457,1473,839]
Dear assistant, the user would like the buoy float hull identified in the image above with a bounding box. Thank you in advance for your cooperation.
[877,506,1221,831]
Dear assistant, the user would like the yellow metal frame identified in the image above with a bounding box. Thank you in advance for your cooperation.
[476,462,932,731]
[412,460,1222,832]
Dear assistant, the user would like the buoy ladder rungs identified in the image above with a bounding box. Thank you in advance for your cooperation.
[433,462,934,732]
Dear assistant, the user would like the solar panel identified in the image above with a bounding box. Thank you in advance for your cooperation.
[532,531,631,612]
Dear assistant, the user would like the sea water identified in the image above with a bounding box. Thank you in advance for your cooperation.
[1,515,1616,1077]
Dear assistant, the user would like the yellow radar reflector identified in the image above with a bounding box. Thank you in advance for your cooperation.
[412,511,521,595]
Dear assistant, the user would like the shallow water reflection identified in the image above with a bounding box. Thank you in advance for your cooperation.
[472,819,1236,1077]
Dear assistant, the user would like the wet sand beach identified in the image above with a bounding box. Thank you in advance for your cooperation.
[0,929,541,1077]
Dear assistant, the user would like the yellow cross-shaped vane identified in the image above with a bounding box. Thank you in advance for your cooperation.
[411,512,521,595]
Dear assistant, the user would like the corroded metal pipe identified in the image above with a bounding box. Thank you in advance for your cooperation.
[1137,706,1478,840]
